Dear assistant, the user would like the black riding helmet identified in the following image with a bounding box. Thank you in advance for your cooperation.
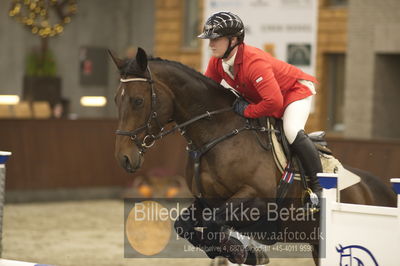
[198,11,245,59]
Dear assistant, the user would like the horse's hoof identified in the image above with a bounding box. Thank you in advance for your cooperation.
[220,235,247,264]
[243,245,270,265]
[209,256,228,266]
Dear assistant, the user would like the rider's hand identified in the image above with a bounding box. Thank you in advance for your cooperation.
[233,98,249,117]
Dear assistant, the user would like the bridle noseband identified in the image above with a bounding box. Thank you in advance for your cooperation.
[116,67,163,155]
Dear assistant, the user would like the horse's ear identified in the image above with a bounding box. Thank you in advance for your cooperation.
[136,47,148,73]
[107,49,124,70]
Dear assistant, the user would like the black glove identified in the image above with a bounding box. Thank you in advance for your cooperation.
[233,98,249,117]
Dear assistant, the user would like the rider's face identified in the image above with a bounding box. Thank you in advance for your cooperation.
[209,37,238,59]
[209,37,230,58]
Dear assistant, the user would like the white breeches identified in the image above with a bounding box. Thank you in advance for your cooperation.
[283,80,315,144]
[283,96,312,144]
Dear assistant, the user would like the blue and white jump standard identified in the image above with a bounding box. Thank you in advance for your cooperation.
[0,152,54,265]
[318,173,400,266]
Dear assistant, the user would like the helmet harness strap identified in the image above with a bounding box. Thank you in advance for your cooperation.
[221,37,240,59]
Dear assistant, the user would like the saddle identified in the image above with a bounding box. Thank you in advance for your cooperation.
[266,117,341,179]
[249,117,343,207]
[254,118,361,196]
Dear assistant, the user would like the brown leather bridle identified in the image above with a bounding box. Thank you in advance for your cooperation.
[115,66,232,156]
[115,66,163,155]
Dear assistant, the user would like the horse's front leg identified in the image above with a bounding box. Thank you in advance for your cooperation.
[202,185,270,265]
[174,197,225,260]
[210,184,259,227]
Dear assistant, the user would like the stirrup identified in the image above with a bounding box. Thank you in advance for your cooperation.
[302,188,320,213]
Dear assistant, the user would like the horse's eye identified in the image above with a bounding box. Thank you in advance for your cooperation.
[131,97,144,107]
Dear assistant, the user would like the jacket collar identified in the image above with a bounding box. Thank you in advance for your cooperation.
[223,49,237,66]
[234,43,245,66]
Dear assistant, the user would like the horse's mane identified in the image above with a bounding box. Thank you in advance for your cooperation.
[120,56,231,94]
[151,57,224,88]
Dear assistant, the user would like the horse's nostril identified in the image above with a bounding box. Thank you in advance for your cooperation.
[121,155,136,174]
[123,156,131,169]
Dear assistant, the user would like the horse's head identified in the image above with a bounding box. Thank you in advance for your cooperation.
[109,48,174,173]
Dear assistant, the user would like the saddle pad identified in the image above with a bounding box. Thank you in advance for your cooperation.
[268,121,360,191]
[337,165,361,191]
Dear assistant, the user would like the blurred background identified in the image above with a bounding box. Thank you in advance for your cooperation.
[0,0,399,264]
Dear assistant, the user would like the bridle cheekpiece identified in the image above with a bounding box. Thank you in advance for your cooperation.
[115,67,163,155]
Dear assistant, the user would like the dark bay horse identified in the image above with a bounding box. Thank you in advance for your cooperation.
[110,48,396,265]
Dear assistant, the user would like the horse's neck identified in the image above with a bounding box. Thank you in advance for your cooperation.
[151,61,240,146]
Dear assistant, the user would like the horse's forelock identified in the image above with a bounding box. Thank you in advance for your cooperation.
[120,58,143,77]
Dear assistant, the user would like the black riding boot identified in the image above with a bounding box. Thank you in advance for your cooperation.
[291,130,323,201]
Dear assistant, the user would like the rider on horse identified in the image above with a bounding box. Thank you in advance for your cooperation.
[198,11,323,199]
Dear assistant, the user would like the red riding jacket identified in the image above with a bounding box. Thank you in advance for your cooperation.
[205,43,317,118]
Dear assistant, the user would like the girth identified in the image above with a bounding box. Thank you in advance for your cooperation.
[186,119,278,198]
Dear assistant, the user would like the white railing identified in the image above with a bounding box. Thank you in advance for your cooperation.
[318,173,400,266]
